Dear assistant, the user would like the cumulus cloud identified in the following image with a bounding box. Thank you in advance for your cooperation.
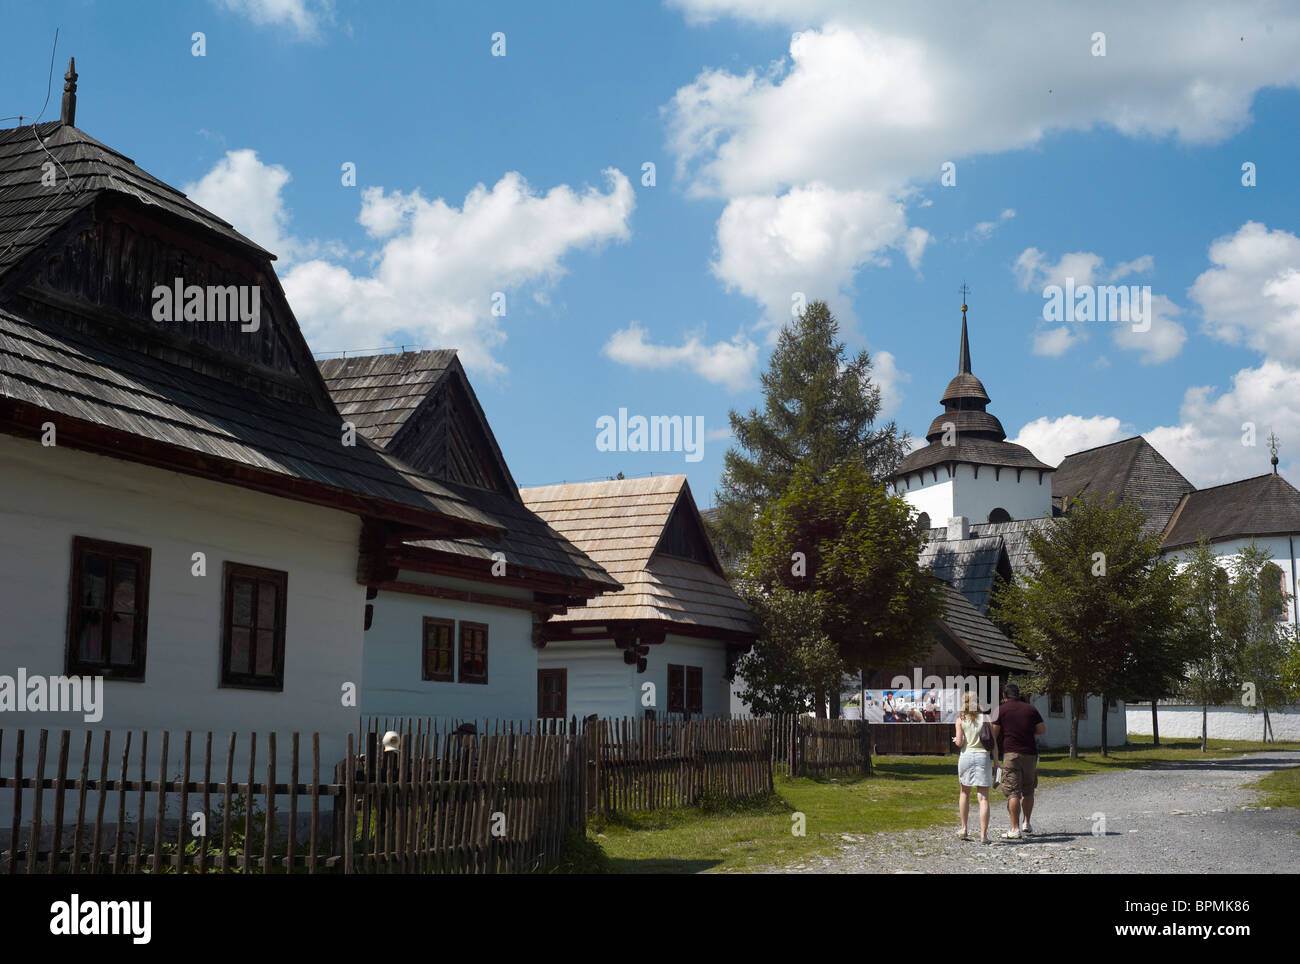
[869,349,908,417]
[282,169,635,374]
[1011,415,1126,467]
[1032,326,1084,357]
[664,3,1300,324]
[1190,221,1300,363]
[185,149,299,263]
[1112,294,1187,364]
[214,0,333,40]
[711,183,910,330]
[601,322,759,391]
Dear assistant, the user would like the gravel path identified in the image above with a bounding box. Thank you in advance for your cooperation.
[764,750,1300,874]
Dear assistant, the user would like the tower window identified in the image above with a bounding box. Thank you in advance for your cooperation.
[987,507,1011,524]
[916,512,931,531]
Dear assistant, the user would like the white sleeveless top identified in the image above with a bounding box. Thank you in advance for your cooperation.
[960,714,988,753]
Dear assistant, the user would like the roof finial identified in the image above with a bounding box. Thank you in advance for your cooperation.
[61,57,77,127]
[1268,431,1280,474]
[958,282,971,374]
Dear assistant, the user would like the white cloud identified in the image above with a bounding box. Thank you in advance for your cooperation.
[1147,361,1300,486]
[967,208,1016,242]
[1032,326,1083,357]
[869,349,908,417]
[184,149,298,263]
[711,183,909,330]
[214,0,332,40]
[1190,221,1300,363]
[1112,294,1187,364]
[601,322,759,391]
[1011,415,1126,467]
[1111,255,1154,280]
[1014,248,1104,291]
[902,227,930,271]
[282,169,634,374]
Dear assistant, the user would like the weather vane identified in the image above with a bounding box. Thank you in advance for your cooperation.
[959,282,970,318]
[1268,431,1280,473]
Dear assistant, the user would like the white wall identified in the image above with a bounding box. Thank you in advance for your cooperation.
[1127,703,1300,741]
[362,570,537,723]
[897,464,1053,526]
[1035,694,1128,748]
[1163,535,1300,627]
[540,632,731,719]
[0,433,365,780]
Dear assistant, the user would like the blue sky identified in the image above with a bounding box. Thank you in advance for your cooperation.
[4,1,1300,500]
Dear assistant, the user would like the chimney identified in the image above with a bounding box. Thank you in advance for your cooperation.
[946,516,970,540]
[61,57,77,127]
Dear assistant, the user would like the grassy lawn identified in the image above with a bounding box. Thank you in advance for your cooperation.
[586,735,1300,874]
[1245,766,1300,810]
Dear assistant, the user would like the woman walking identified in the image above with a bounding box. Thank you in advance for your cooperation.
[953,690,998,843]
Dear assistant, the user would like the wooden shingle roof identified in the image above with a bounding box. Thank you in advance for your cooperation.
[935,581,1032,672]
[1054,436,1195,536]
[0,305,503,535]
[520,476,756,636]
[317,351,458,448]
[0,121,271,277]
[1161,473,1300,551]
[919,535,1011,613]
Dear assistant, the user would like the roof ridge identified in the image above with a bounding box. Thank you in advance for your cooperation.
[1058,434,1143,462]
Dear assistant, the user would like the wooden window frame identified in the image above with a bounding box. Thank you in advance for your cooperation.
[65,536,151,681]
[667,663,685,713]
[686,665,703,715]
[1048,692,1064,718]
[422,617,455,682]
[220,562,288,691]
[537,668,567,719]
[458,621,489,685]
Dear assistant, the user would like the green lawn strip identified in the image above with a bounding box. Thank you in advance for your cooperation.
[585,735,1300,874]
[1243,766,1300,810]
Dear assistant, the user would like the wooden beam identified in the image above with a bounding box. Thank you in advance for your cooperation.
[372,579,565,615]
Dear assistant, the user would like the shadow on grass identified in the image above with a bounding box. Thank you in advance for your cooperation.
[605,856,723,874]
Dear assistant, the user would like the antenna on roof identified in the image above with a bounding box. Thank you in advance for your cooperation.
[61,56,77,127]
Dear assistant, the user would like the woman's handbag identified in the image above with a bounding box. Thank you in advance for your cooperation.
[978,718,996,747]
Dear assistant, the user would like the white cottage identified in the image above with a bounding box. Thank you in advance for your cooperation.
[0,86,504,771]
[317,351,620,723]
[519,476,757,720]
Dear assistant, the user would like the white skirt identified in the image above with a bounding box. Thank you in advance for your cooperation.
[958,749,992,787]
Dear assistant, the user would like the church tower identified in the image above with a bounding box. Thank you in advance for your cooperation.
[890,298,1053,528]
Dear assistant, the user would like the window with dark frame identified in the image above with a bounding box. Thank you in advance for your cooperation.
[422,617,455,682]
[538,668,566,718]
[220,562,287,690]
[1048,692,1064,716]
[667,663,704,715]
[66,537,150,680]
[459,621,488,684]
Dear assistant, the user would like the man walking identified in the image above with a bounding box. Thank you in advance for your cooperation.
[991,683,1045,839]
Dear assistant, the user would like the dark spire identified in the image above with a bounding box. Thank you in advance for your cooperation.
[1269,431,1280,474]
[61,57,77,127]
[958,283,971,374]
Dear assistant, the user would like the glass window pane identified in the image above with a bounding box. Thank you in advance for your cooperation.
[81,553,107,608]
[110,613,135,666]
[255,629,275,676]
[232,580,254,627]
[257,581,278,629]
[112,559,137,614]
[229,628,251,675]
[78,610,103,662]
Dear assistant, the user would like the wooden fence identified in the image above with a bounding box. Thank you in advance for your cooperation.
[0,716,782,872]
[769,716,873,777]
[588,717,772,813]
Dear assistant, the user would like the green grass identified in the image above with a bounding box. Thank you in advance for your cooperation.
[584,735,1300,874]
[1246,766,1300,810]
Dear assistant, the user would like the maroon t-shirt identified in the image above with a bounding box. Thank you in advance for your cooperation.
[992,699,1043,756]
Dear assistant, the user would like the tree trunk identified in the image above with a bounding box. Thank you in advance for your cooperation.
[1100,693,1109,757]
[1069,703,1079,759]
[1263,704,1272,743]
[1201,702,1208,753]
[1151,700,1160,747]
[814,686,826,720]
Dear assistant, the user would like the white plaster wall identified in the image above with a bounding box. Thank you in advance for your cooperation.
[362,570,537,723]
[538,639,635,719]
[1036,694,1128,748]
[1126,703,1300,741]
[1163,535,1300,627]
[648,635,731,718]
[0,434,365,783]
[898,465,1052,526]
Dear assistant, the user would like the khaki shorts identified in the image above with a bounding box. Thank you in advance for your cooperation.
[1001,752,1038,799]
